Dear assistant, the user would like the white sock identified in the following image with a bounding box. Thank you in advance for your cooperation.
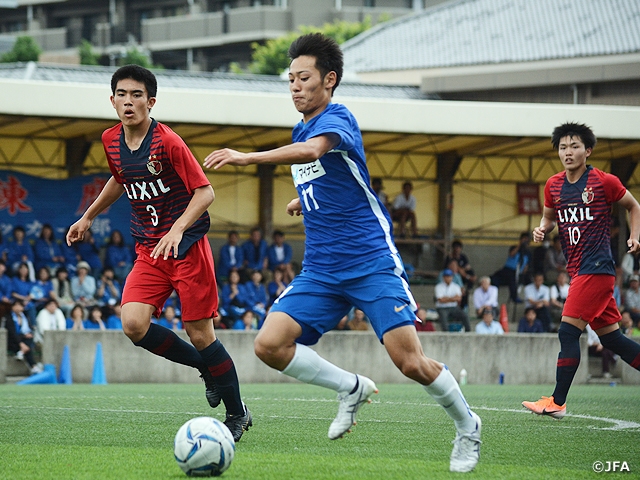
[281,343,357,393]
[423,365,476,433]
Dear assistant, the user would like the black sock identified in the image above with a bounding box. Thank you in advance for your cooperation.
[134,323,205,371]
[551,322,582,406]
[600,329,640,369]
[199,339,244,415]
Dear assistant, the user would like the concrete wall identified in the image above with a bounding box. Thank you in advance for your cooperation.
[36,330,589,385]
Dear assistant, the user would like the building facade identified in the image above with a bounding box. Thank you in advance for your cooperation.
[0,0,446,70]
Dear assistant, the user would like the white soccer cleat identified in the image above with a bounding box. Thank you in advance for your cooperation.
[328,375,378,440]
[450,411,482,473]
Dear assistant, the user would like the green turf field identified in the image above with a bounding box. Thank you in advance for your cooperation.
[1,382,637,479]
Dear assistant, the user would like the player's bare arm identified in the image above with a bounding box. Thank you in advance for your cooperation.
[67,176,124,246]
[618,190,640,253]
[151,185,214,260]
[286,197,303,216]
[532,206,556,243]
[203,134,339,170]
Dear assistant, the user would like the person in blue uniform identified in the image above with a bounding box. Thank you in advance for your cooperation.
[204,33,481,473]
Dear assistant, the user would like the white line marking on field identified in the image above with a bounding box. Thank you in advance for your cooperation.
[4,398,639,431]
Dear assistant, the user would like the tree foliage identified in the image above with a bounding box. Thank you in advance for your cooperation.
[79,40,100,65]
[118,47,162,70]
[246,18,372,75]
[0,36,42,63]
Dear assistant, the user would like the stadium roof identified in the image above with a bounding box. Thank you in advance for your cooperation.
[342,0,640,89]
[344,0,640,71]
[0,62,431,100]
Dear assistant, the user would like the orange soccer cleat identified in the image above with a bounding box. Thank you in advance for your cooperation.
[522,396,566,419]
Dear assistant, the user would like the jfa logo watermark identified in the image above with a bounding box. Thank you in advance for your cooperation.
[593,461,630,473]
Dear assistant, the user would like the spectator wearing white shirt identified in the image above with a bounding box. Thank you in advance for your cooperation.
[473,276,499,319]
[524,272,553,332]
[475,307,504,335]
[550,271,570,322]
[435,269,470,332]
[624,275,640,325]
[35,298,66,344]
[391,181,418,238]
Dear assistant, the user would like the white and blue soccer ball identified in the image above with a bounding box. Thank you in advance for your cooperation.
[174,416,235,477]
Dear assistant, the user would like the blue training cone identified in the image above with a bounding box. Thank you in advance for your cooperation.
[91,342,108,385]
[17,363,57,385]
[58,344,72,385]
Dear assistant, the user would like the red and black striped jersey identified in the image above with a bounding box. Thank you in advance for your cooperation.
[544,165,625,278]
[102,119,210,256]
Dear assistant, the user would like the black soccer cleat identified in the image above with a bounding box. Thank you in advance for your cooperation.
[200,371,221,409]
[224,403,252,442]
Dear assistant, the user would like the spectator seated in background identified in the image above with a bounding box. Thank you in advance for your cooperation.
[6,226,34,278]
[158,304,182,331]
[35,298,66,344]
[414,306,436,332]
[267,267,288,308]
[475,307,504,334]
[31,266,54,312]
[104,229,133,283]
[586,324,617,379]
[0,260,12,307]
[243,269,268,325]
[490,232,531,303]
[348,308,370,331]
[444,240,476,308]
[106,302,122,330]
[267,230,295,283]
[241,227,268,280]
[34,224,65,273]
[60,227,80,277]
[517,307,545,333]
[95,266,122,308]
[473,276,499,319]
[434,269,471,332]
[334,315,351,331]
[219,269,247,326]
[620,311,640,337]
[10,262,36,326]
[71,261,96,308]
[66,304,86,331]
[2,299,42,374]
[232,309,258,331]
[524,272,553,332]
[543,235,567,283]
[391,181,418,238]
[75,229,102,275]
[83,305,106,330]
[549,271,570,322]
[371,177,390,213]
[624,275,640,325]
[0,230,7,264]
[217,230,244,283]
[50,267,75,317]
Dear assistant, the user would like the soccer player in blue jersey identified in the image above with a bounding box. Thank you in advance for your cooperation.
[66,65,251,441]
[204,33,481,473]
[523,122,640,418]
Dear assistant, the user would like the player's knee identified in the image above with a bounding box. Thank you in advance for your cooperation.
[122,317,148,343]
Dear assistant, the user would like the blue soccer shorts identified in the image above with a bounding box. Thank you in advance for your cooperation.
[269,253,417,345]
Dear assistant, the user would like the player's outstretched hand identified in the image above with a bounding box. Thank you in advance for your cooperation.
[66,218,92,246]
[152,229,183,260]
[287,197,303,216]
[203,148,250,169]
[627,238,640,254]
[532,226,546,243]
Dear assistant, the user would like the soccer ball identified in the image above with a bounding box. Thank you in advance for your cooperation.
[174,417,235,477]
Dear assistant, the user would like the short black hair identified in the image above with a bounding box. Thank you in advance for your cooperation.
[110,64,157,98]
[551,122,596,150]
[452,240,463,249]
[288,33,343,95]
